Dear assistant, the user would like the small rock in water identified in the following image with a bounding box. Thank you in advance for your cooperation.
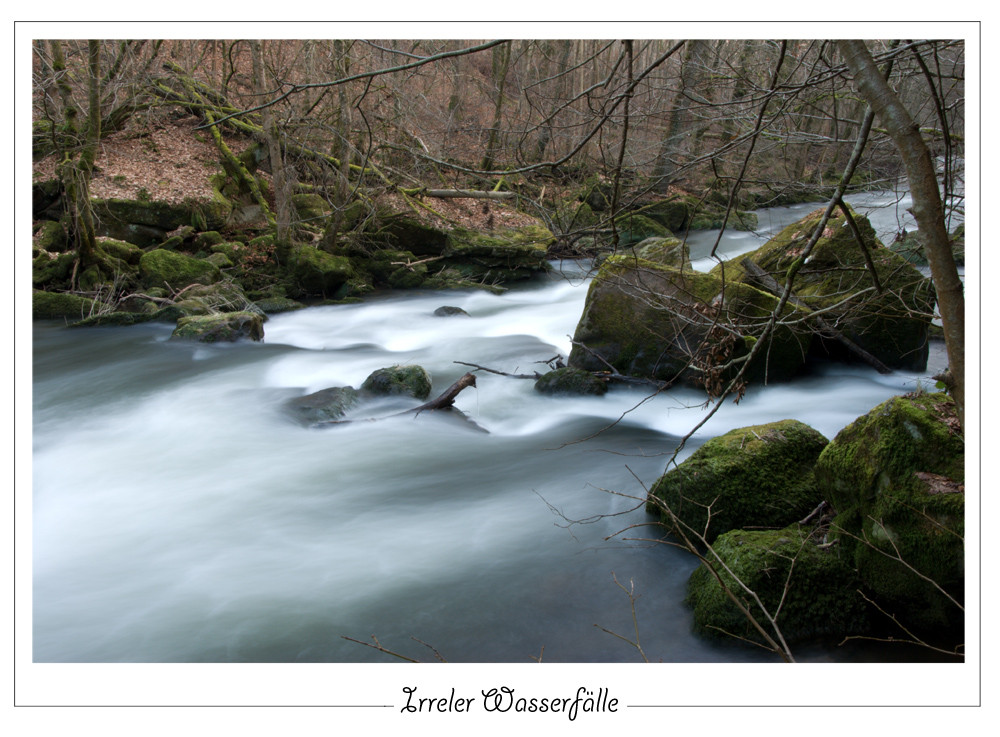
[433,305,470,317]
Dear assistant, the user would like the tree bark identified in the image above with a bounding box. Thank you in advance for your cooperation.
[838,39,965,431]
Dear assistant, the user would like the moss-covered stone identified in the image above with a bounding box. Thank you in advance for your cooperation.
[195,230,225,249]
[361,365,432,400]
[93,194,231,233]
[171,311,265,343]
[633,198,689,232]
[140,248,221,290]
[34,220,69,252]
[290,245,355,297]
[32,251,77,289]
[534,367,608,396]
[285,386,360,425]
[567,256,810,387]
[610,212,672,245]
[815,393,964,634]
[686,525,869,645]
[633,236,688,267]
[97,237,143,265]
[717,206,935,371]
[253,296,305,314]
[647,419,829,543]
[291,193,329,222]
[32,289,96,321]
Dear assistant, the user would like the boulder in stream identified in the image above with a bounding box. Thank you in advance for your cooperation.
[686,524,870,646]
[815,392,964,635]
[647,419,829,543]
[171,311,265,343]
[534,367,608,396]
[361,365,432,400]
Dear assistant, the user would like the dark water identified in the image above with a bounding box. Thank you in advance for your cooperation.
[31,194,951,664]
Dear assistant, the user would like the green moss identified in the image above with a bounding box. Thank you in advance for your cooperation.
[139,248,221,290]
[32,252,77,289]
[815,393,964,633]
[32,289,96,321]
[291,245,354,296]
[171,311,265,343]
[97,237,143,265]
[732,206,934,370]
[648,419,829,542]
[686,524,869,645]
[361,365,432,400]
[34,220,69,252]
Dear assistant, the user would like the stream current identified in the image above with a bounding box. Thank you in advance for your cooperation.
[31,190,952,663]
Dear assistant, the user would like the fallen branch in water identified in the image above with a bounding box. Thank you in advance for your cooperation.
[406,372,477,414]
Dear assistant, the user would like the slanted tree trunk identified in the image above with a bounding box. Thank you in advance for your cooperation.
[838,39,965,431]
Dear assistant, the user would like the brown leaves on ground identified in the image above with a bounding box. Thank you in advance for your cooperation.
[32,114,252,205]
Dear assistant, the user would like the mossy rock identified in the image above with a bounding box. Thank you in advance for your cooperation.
[140,248,221,290]
[290,245,355,297]
[633,198,689,232]
[647,419,829,543]
[32,251,77,289]
[815,393,964,634]
[171,311,265,343]
[361,365,432,400]
[206,252,233,268]
[32,289,96,321]
[93,195,230,233]
[686,524,869,645]
[291,193,330,222]
[688,209,758,232]
[384,215,450,256]
[633,236,688,267]
[34,220,69,252]
[718,206,935,371]
[254,296,305,314]
[195,231,225,249]
[284,386,360,425]
[534,367,608,396]
[610,212,671,245]
[97,237,143,265]
[567,256,810,387]
[210,241,245,262]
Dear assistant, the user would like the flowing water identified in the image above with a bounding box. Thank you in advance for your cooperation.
[31,193,950,663]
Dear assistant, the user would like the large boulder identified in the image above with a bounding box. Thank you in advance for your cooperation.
[686,524,870,645]
[171,311,264,343]
[647,419,829,543]
[92,194,232,246]
[441,224,553,282]
[715,205,935,371]
[815,392,964,634]
[568,256,810,389]
[140,248,221,291]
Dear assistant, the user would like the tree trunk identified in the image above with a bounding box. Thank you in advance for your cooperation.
[838,40,965,431]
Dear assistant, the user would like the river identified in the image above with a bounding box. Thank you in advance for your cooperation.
[31,190,952,663]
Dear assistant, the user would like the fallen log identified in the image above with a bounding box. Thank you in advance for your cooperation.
[406,372,478,414]
[740,258,893,374]
[400,188,516,200]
